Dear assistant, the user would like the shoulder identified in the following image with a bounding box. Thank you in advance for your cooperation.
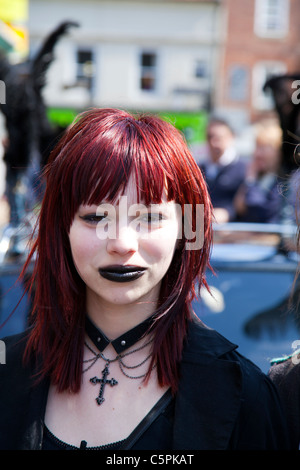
[270,348,300,368]
[183,317,238,360]
[218,159,246,182]
[269,350,300,392]
[185,318,262,375]
[269,352,300,449]
[186,317,279,392]
[226,158,247,177]
[233,158,246,168]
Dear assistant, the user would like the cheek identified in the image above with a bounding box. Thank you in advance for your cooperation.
[152,219,181,260]
[69,227,99,270]
[142,230,179,267]
[69,237,86,277]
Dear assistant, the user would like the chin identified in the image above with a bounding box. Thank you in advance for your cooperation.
[104,291,144,305]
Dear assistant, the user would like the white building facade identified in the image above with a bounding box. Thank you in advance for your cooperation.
[28,0,222,143]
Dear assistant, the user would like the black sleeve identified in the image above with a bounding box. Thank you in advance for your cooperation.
[0,331,47,450]
[230,356,291,449]
[269,359,300,450]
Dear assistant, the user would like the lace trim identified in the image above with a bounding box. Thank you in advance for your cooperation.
[43,425,126,450]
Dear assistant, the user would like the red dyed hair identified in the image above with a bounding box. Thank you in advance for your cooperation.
[23,108,213,394]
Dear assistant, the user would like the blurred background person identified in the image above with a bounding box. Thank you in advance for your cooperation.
[234,119,282,224]
[200,118,246,224]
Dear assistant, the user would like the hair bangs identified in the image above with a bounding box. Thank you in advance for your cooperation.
[67,115,176,211]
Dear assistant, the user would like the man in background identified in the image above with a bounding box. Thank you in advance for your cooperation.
[200,118,246,223]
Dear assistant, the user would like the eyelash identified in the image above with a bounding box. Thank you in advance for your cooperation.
[80,212,165,225]
[79,214,107,224]
[140,213,164,223]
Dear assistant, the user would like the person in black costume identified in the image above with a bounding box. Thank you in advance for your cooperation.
[0,21,78,242]
[0,108,290,450]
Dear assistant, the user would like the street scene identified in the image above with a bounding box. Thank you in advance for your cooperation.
[0,0,299,452]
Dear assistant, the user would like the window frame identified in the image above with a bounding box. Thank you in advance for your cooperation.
[254,0,290,38]
[252,60,287,110]
[139,50,158,93]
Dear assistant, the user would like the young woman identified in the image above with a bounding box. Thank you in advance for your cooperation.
[0,108,289,450]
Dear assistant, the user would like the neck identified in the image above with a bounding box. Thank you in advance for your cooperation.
[86,290,158,340]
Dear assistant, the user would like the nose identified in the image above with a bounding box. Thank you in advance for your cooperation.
[106,226,139,256]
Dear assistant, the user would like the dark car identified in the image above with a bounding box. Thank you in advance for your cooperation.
[0,261,30,338]
[193,222,300,373]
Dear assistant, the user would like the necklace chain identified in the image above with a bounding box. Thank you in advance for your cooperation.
[83,338,156,379]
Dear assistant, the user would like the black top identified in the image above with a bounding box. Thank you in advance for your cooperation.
[0,318,291,449]
[42,389,174,450]
[269,353,300,449]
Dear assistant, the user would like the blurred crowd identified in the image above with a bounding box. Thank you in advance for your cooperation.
[0,112,298,231]
[199,117,298,225]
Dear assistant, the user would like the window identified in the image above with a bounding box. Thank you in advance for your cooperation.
[76,48,94,90]
[227,65,249,102]
[195,60,208,79]
[252,61,286,110]
[254,0,290,38]
[140,52,157,91]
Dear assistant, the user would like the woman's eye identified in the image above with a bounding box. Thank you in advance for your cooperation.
[140,212,164,224]
[80,213,107,224]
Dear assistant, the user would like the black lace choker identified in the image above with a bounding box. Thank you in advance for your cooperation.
[85,315,155,354]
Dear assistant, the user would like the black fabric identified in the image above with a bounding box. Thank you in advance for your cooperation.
[200,160,246,221]
[42,389,174,450]
[269,357,300,449]
[120,388,173,450]
[42,426,126,450]
[0,318,291,450]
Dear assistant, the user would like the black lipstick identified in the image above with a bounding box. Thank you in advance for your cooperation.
[98,265,147,283]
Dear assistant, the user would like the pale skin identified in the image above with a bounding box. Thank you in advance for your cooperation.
[206,122,234,164]
[44,180,181,447]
